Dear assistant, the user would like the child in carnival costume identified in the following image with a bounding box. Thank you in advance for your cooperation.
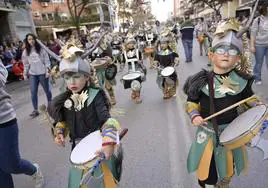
[183,18,263,188]
[122,35,146,104]
[47,44,123,188]
[153,30,179,99]
[111,33,124,71]
[88,28,117,106]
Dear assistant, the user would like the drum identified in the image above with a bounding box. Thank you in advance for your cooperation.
[112,49,121,56]
[122,72,142,89]
[144,47,154,54]
[161,67,175,77]
[91,58,109,70]
[70,130,102,169]
[220,105,268,150]
[105,63,117,80]
[161,66,176,85]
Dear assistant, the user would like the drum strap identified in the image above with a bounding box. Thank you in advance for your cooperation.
[208,71,220,147]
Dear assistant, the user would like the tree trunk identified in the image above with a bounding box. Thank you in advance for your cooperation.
[75,17,81,37]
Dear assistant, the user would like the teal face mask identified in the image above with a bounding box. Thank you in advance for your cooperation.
[63,73,85,84]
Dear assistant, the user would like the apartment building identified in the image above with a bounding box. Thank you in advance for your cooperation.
[31,0,115,31]
[0,0,35,41]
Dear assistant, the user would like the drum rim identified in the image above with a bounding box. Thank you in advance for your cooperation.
[70,130,102,166]
[161,67,175,77]
[220,105,268,144]
[122,72,141,80]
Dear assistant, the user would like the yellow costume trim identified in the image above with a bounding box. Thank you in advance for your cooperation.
[54,121,69,137]
[245,96,260,107]
[185,102,201,114]
[55,121,66,129]
[102,118,120,131]
[197,138,213,181]
[101,163,117,188]
[226,150,234,178]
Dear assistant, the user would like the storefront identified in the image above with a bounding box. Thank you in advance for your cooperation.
[0,1,35,42]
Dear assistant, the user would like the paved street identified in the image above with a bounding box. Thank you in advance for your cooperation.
[10,40,268,188]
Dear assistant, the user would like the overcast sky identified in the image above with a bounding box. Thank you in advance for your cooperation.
[151,0,173,22]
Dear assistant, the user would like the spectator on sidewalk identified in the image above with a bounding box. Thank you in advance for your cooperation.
[180,15,195,62]
[195,17,209,56]
[250,4,268,85]
[22,33,52,118]
[0,59,44,188]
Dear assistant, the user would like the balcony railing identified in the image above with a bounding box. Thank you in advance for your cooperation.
[33,14,111,27]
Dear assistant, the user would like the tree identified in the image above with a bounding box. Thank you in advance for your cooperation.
[130,0,153,25]
[189,0,231,17]
[66,0,109,35]
[66,0,91,35]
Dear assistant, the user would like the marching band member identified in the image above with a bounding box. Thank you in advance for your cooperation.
[47,44,122,188]
[136,28,147,59]
[111,33,124,71]
[153,32,179,99]
[183,19,261,188]
[122,36,146,104]
[145,26,157,68]
[88,28,117,105]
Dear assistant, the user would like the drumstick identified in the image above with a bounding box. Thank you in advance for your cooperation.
[119,128,128,140]
[39,104,55,137]
[204,95,257,122]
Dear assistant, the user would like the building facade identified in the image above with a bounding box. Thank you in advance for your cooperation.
[0,0,36,42]
[31,0,115,34]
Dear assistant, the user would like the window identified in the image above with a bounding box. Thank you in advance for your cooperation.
[47,13,54,20]
[52,0,64,3]
[41,14,48,21]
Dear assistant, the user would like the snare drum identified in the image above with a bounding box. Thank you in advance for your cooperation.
[220,104,268,150]
[112,49,121,56]
[70,130,102,169]
[161,67,177,85]
[91,58,109,70]
[122,72,142,89]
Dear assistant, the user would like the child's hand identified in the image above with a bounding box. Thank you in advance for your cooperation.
[192,116,207,126]
[54,134,65,147]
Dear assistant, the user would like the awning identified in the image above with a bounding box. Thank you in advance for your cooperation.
[0,7,16,12]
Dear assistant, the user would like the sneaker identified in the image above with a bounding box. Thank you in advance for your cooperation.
[255,81,262,85]
[32,163,44,188]
[30,110,40,118]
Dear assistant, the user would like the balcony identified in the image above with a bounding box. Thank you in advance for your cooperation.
[33,14,109,27]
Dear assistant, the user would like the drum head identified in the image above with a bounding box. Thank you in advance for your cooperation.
[70,130,102,165]
[91,58,108,69]
[220,105,268,144]
[112,50,120,56]
[105,64,117,80]
[122,73,141,80]
[161,67,175,77]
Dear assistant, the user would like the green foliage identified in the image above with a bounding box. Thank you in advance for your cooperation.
[37,29,51,42]
[189,0,231,16]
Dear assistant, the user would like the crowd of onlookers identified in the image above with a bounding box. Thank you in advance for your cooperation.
[0,37,24,66]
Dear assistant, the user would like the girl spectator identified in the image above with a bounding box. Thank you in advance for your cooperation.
[22,34,52,118]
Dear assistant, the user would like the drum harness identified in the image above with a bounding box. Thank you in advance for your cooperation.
[208,71,221,147]
[123,49,140,73]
